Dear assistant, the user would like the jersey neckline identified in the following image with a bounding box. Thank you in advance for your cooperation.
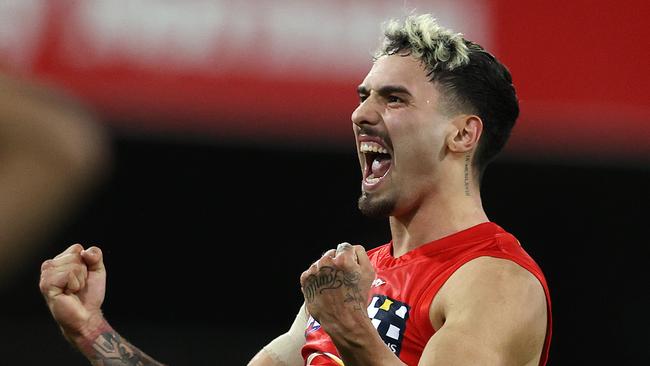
[376,222,506,266]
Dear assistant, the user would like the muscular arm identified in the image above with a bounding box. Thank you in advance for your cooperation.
[421,257,548,365]
[248,303,307,366]
[323,256,547,366]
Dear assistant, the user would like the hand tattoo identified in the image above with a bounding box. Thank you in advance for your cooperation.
[304,266,365,310]
[341,270,365,310]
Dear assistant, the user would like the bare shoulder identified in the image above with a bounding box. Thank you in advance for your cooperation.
[447,256,544,297]
[428,256,547,365]
[436,256,547,324]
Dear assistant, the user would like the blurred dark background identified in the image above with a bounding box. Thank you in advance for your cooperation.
[1,0,649,365]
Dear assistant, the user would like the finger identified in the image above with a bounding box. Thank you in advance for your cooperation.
[321,249,337,259]
[41,259,54,272]
[39,275,62,298]
[300,270,313,287]
[39,267,61,295]
[65,271,81,294]
[316,255,335,270]
[54,243,84,259]
[353,245,371,268]
[334,242,358,268]
[53,263,87,286]
[308,261,318,273]
[50,252,84,267]
[65,264,87,294]
[336,242,354,256]
[40,263,86,296]
[81,246,105,273]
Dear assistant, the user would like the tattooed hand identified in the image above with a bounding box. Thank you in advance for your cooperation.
[300,243,375,330]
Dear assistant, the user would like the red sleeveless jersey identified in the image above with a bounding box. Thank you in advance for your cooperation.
[302,222,552,365]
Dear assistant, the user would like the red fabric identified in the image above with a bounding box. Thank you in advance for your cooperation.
[301,222,552,365]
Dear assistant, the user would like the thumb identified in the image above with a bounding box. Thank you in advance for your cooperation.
[81,246,105,273]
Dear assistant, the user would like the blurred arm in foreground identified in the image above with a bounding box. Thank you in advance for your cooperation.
[0,73,111,286]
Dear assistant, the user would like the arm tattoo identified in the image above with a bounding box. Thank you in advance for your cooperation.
[90,331,165,366]
[304,266,366,310]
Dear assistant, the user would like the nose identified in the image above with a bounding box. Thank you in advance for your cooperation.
[352,98,381,128]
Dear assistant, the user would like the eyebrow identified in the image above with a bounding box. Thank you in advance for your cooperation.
[357,84,413,97]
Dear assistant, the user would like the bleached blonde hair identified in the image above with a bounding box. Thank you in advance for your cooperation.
[375,14,472,71]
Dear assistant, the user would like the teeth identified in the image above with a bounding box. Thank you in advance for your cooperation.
[360,142,388,154]
[365,176,380,184]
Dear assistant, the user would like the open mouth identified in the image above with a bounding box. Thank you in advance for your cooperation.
[360,141,392,188]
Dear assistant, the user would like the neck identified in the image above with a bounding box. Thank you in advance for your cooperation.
[388,183,488,257]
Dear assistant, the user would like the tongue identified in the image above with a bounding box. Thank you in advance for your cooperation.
[370,155,391,178]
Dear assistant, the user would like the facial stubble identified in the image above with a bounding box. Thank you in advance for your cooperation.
[358,190,395,218]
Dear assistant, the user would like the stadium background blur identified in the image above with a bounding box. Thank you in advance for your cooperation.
[1,1,648,364]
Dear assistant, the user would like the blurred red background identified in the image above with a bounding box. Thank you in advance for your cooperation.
[2,0,648,159]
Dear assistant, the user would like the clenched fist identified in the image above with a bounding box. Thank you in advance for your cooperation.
[39,243,107,344]
[300,243,375,333]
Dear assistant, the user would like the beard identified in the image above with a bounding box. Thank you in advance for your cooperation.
[358,191,395,218]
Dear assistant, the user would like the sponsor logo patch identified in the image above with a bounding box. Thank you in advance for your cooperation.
[367,295,410,356]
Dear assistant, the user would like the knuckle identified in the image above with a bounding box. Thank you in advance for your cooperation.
[336,243,351,252]
[40,259,53,271]
[38,280,47,293]
[334,254,350,266]
[321,249,335,257]
[70,243,83,252]
[300,270,311,283]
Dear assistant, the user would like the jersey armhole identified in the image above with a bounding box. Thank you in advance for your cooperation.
[413,250,553,353]
[413,252,489,337]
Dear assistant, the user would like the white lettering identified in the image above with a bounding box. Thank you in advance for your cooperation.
[62,0,226,70]
[386,342,398,353]
[45,0,489,78]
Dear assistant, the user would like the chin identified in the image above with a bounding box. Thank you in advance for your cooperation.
[358,192,395,218]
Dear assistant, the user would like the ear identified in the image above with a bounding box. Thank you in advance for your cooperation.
[446,115,483,153]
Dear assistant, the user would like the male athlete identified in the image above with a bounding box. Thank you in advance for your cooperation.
[39,14,551,365]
